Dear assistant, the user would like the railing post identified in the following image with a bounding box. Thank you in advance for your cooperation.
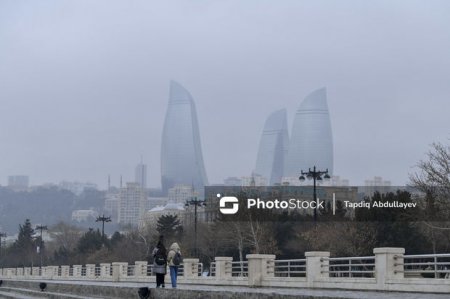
[72,265,82,278]
[24,267,31,278]
[183,258,200,279]
[46,266,58,279]
[60,265,70,278]
[374,247,404,289]
[434,255,438,278]
[112,262,128,282]
[43,266,50,279]
[100,263,111,279]
[41,266,48,278]
[32,267,40,277]
[214,257,232,279]
[305,251,330,287]
[134,261,148,278]
[16,267,24,277]
[6,268,15,278]
[86,264,96,278]
[349,259,352,278]
[246,254,276,287]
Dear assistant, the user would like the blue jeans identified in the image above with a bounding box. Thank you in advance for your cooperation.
[169,266,178,287]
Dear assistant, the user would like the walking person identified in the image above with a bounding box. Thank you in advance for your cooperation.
[152,236,167,288]
[167,242,182,288]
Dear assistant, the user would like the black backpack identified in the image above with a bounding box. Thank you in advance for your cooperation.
[154,249,166,266]
[172,251,182,266]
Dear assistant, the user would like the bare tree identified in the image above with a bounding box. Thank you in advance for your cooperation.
[244,217,279,255]
[409,142,450,253]
[49,221,83,252]
[410,142,450,216]
[301,222,377,256]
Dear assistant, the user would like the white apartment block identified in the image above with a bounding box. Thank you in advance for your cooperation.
[118,182,146,227]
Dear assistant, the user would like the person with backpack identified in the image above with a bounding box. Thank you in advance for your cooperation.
[152,236,167,288]
[167,242,182,288]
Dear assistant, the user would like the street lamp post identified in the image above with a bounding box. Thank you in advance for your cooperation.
[95,215,111,240]
[185,195,206,257]
[299,166,330,222]
[35,225,47,267]
[0,232,6,266]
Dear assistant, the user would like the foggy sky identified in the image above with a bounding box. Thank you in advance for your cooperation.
[1,0,450,189]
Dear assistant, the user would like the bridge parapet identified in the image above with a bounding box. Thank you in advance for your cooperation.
[1,248,450,294]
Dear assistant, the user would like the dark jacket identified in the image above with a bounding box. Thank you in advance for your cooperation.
[152,244,167,274]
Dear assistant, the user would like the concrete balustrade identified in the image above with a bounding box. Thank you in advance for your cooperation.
[134,261,148,277]
[24,267,31,277]
[61,265,70,278]
[86,264,96,278]
[46,266,59,278]
[247,254,276,287]
[1,248,449,294]
[112,262,128,282]
[32,267,40,276]
[305,251,330,287]
[100,263,111,278]
[16,268,24,277]
[374,247,405,289]
[215,257,233,279]
[41,266,49,278]
[6,268,15,278]
[183,258,200,279]
[72,265,82,278]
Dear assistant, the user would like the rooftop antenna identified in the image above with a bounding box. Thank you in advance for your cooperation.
[108,175,111,191]
[120,175,123,188]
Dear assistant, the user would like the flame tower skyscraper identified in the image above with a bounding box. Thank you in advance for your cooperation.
[284,88,333,177]
[161,81,209,194]
[253,109,289,185]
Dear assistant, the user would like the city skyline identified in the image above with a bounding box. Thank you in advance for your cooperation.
[1,1,450,188]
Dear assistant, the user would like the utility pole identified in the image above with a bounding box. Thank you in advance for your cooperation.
[35,225,47,267]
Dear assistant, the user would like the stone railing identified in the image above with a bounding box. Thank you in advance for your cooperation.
[1,248,450,293]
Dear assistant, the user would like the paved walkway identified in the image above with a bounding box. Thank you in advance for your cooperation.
[38,280,450,299]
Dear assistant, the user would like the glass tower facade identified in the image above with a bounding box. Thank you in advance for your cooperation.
[161,81,209,194]
[254,109,289,185]
[284,88,333,177]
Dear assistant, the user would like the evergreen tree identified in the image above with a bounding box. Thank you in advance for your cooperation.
[13,219,37,266]
[76,228,104,254]
[156,215,182,240]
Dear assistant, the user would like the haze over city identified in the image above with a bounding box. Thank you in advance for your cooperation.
[1,0,450,189]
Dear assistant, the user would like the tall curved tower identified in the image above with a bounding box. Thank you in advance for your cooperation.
[161,81,209,194]
[284,88,333,177]
[254,109,289,185]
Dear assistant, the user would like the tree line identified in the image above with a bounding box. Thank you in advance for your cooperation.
[1,142,449,270]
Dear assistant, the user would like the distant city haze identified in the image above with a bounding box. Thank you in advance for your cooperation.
[1,0,450,189]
